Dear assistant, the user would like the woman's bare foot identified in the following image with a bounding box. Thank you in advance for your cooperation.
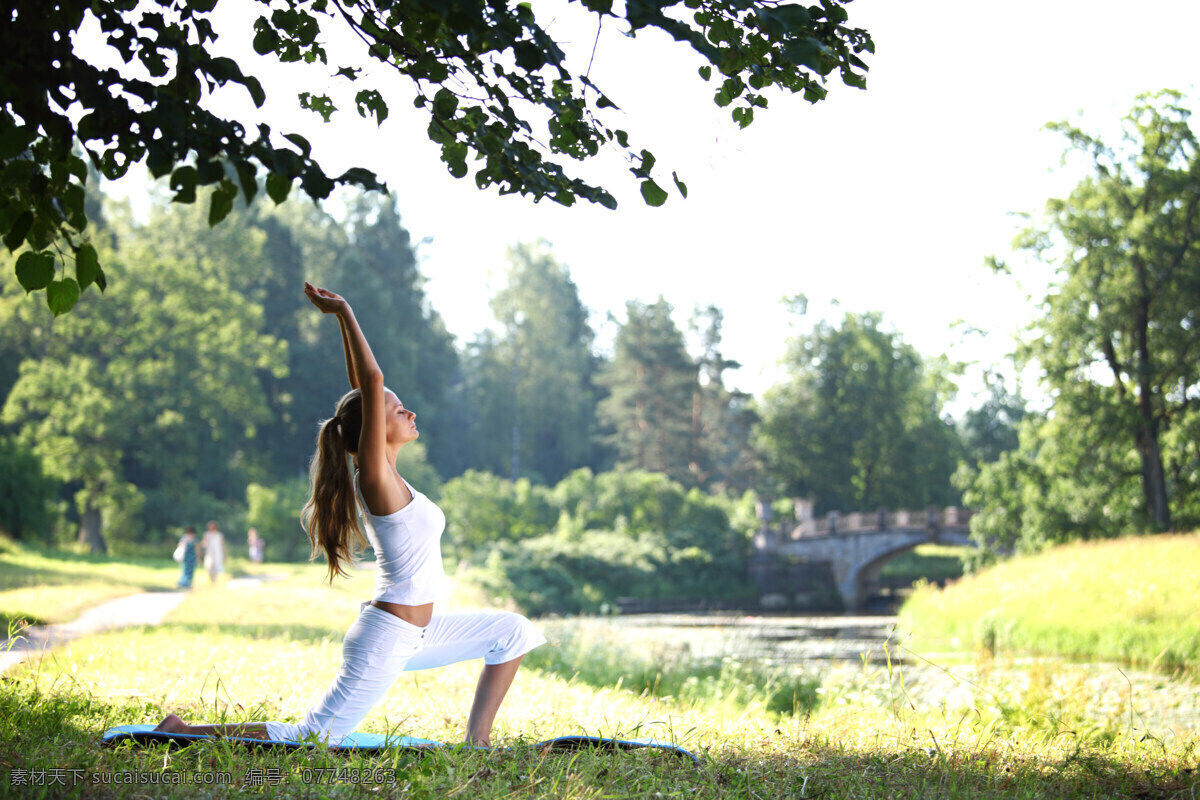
[153,715,270,740]
[154,714,190,734]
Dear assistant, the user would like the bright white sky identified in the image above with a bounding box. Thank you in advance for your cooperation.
[99,0,1200,411]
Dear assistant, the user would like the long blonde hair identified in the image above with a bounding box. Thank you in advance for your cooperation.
[301,389,369,582]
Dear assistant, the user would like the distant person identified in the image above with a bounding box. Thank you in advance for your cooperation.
[156,282,543,747]
[202,521,226,583]
[173,526,198,589]
[247,527,265,565]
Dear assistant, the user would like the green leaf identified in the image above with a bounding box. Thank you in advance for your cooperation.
[4,159,35,187]
[235,160,258,204]
[27,217,55,251]
[208,180,238,226]
[265,172,292,204]
[336,167,382,189]
[698,65,712,81]
[640,179,668,207]
[0,124,36,161]
[46,278,80,316]
[66,155,88,183]
[3,210,33,251]
[299,92,336,122]
[283,133,312,157]
[432,89,458,120]
[773,5,812,28]
[300,168,334,199]
[639,149,656,175]
[732,106,755,129]
[672,171,688,199]
[243,76,267,108]
[253,20,280,55]
[75,244,100,291]
[15,250,56,293]
[784,38,827,72]
[170,166,199,204]
[443,141,468,178]
[354,89,389,124]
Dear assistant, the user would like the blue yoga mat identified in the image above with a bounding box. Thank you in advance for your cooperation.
[100,725,699,763]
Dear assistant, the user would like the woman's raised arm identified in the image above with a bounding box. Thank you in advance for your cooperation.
[304,282,407,514]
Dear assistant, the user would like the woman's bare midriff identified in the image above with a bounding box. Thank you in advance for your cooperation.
[370,599,433,628]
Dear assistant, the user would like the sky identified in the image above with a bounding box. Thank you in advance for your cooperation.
[99,0,1200,410]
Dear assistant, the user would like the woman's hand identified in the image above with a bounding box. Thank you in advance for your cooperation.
[304,282,349,315]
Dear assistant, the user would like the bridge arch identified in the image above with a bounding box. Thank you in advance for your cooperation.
[752,508,974,609]
[834,529,974,609]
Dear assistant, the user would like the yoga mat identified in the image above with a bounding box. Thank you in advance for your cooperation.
[100,725,699,763]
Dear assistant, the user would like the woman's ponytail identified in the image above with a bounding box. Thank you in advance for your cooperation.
[301,389,368,582]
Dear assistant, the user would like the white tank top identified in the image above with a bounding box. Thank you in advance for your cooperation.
[355,474,448,605]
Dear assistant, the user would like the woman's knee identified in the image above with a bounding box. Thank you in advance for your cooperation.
[485,612,546,665]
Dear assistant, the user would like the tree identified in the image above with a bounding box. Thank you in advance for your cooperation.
[0,435,58,541]
[690,304,759,491]
[959,372,1026,467]
[2,0,873,312]
[598,298,701,484]
[956,407,1142,568]
[491,242,600,483]
[997,91,1200,531]
[1,216,282,553]
[756,309,962,514]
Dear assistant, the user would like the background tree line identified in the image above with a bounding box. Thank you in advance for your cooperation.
[3,92,1196,603]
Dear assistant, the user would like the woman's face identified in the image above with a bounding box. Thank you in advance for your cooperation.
[384,390,419,446]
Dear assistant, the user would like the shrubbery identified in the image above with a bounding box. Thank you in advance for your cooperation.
[448,468,757,615]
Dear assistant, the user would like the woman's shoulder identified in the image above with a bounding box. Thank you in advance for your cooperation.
[355,471,425,520]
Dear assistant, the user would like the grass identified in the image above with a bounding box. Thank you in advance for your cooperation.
[0,543,1197,798]
[899,532,1200,677]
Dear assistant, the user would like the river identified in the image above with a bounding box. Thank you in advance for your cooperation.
[547,612,1200,740]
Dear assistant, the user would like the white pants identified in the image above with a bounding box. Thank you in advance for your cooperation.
[265,603,546,743]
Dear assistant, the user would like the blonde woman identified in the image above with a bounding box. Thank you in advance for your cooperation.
[156,283,544,745]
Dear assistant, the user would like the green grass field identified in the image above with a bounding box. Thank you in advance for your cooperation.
[0,537,1197,798]
[900,532,1200,677]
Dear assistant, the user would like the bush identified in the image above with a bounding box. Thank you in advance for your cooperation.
[440,470,557,551]
[445,468,758,614]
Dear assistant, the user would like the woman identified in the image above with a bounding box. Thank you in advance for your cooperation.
[156,283,544,746]
[201,520,225,583]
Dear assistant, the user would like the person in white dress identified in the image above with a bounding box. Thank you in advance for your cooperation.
[201,521,225,583]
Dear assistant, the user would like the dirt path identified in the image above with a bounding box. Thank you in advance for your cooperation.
[0,574,281,674]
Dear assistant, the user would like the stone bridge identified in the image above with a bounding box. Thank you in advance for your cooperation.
[748,503,974,610]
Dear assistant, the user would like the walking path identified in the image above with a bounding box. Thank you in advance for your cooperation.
[0,574,280,674]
